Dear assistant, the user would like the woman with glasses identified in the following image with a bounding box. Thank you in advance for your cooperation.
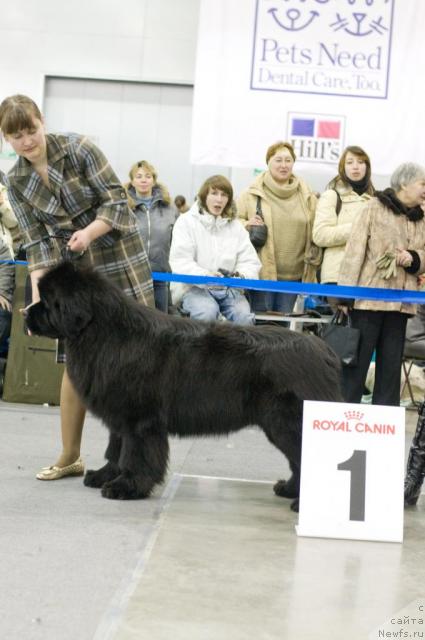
[0,94,154,481]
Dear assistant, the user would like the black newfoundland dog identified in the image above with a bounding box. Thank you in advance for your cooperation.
[26,262,342,511]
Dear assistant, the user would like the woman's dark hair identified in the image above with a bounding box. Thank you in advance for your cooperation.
[328,145,374,195]
[174,195,187,208]
[197,175,234,218]
[0,94,43,136]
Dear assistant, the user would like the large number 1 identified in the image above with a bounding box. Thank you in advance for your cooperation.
[337,450,367,522]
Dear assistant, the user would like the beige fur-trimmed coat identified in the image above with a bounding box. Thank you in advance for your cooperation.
[338,196,425,314]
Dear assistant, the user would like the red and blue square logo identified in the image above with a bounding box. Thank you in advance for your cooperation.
[287,112,345,163]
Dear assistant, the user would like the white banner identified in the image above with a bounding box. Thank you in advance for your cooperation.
[191,0,425,174]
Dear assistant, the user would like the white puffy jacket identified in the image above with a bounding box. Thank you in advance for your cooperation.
[0,184,18,257]
[169,201,261,303]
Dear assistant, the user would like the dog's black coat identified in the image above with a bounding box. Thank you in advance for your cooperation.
[27,262,343,510]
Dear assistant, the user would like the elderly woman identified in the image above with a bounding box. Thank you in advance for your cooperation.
[237,141,320,313]
[313,145,374,290]
[338,162,425,407]
[170,175,260,324]
[127,160,178,313]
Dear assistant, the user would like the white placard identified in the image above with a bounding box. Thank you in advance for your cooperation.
[297,401,405,543]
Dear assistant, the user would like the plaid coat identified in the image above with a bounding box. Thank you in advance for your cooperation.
[3,133,154,307]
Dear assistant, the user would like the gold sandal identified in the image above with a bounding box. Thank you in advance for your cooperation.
[36,457,85,481]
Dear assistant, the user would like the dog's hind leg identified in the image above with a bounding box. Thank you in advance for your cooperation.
[261,402,303,512]
[101,426,169,500]
[84,432,122,489]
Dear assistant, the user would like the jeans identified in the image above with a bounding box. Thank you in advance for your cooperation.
[182,287,255,325]
[0,308,11,356]
[153,281,169,313]
[249,289,298,314]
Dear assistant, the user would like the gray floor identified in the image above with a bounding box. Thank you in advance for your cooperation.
[0,400,423,640]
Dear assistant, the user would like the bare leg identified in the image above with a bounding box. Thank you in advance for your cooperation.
[36,369,86,480]
[55,368,86,467]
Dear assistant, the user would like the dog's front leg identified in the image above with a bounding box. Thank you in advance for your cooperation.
[84,432,121,489]
[101,426,169,500]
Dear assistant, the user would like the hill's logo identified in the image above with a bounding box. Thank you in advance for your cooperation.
[287,112,345,163]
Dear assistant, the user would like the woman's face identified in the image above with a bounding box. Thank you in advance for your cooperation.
[268,147,294,184]
[5,115,46,165]
[205,186,229,216]
[131,168,155,197]
[344,152,367,181]
[399,178,425,207]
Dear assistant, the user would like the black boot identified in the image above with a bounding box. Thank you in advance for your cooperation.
[404,401,425,506]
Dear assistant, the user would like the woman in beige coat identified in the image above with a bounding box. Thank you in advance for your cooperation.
[237,141,320,313]
[338,162,425,406]
[313,146,374,287]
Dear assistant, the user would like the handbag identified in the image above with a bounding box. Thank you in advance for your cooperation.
[320,309,360,368]
[248,197,268,249]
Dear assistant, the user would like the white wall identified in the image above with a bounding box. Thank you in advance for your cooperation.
[0,0,201,187]
[43,76,229,200]
[0,0,391,197]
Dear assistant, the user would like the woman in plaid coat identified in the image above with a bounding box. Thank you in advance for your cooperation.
[0,94,154,481]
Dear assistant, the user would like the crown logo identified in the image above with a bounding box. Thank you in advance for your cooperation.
[344,410,364,421]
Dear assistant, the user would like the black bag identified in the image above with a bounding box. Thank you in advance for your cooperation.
[248,196,268,249]
[320,310,360,368]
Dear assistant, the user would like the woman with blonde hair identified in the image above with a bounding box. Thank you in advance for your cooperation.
[237,141,320,313]
[127,160,178,312]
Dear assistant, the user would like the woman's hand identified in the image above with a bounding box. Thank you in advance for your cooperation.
[0,295,11,312]
[19,301,39,336]
[67,229,91,253]
[247,214,265,227]
[395,249,413,267]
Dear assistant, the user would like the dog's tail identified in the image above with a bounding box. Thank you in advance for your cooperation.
[269,334,343,403]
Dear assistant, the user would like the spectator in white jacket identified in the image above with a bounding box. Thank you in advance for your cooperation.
[0,181,19,256]
[169,175,261,324]
[313,146,375,289]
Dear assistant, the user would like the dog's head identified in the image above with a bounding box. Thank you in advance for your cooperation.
[26,262,96,340]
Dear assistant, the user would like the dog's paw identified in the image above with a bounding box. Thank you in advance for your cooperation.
[273,477,299,499]
[290,498,299,513]
[84,462,120,488]
[100,473,152,500]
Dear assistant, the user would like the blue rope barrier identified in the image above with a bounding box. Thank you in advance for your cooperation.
[2,259,425,304]
[152,272,425,305]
